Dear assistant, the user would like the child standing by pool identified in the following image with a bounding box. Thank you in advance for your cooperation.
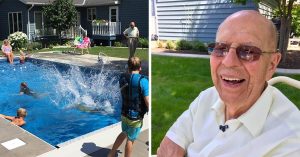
[0,108,27,126]
[1,39,14,64]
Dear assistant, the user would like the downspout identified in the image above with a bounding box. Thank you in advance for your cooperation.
[154,0,159,39]
[80,0,86,6]
[27,4,34,41]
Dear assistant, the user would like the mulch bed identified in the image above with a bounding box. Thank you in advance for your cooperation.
[152,48,300,69]
[278,51,300,69]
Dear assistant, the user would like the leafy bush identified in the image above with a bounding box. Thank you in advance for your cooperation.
[157,40,164,48]
[49,44,54,49]
[166,40,176,49]
[114,41,124,47]
[138,37,149,48]
[8,32,28,50]
[191,41,207,52]
[27,42,42,51]
[176,40,193,50]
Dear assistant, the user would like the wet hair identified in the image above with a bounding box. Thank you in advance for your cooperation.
[17,108,27,118]
[128,57,141,71]
[20,82,27,87]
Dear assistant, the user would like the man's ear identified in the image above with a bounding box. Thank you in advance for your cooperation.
[266,52,281,80]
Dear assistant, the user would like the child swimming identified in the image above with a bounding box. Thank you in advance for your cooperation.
[0,108,27,126]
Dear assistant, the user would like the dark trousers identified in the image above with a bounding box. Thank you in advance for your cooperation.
[128,37,138,58]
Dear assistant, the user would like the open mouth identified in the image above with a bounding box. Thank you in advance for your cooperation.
[221,76,245,85]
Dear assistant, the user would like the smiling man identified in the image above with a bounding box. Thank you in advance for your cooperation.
[157,10,300,157]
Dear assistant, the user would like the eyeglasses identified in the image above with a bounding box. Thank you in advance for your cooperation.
[208,42,275,62]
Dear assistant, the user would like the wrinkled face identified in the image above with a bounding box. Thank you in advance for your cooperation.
[130,22,135,28]
[210,12,279,106]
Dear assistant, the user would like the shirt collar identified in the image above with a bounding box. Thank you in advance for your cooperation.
[211,85,273,137]
[238,85,272,137]
[211,98,225,125]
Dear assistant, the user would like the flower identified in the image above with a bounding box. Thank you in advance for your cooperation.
[8,32,28,50]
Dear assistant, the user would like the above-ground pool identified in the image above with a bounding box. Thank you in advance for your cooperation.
[0,58,121,146]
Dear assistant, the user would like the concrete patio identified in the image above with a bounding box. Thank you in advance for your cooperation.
[0,117,54,157]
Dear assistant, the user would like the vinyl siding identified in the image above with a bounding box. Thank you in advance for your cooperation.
[119,0,148,38]
[0,0,28,39]
[156,0,258,42]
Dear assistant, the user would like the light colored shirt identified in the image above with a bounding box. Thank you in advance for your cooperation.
[2,45,12,54]
[123,27,139,38]
[166,85,300,157]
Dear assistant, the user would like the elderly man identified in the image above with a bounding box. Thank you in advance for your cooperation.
[157,10,300,157]
[123,21,139,58]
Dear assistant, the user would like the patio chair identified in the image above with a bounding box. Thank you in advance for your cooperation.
[268,76,300,89]
[72,36,90,55]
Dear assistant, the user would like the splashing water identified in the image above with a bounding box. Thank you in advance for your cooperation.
[0,59,122,145]
[41,64,121,115]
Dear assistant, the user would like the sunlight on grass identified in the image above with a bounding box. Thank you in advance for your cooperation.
[151,55,300,154]
[32,46,149,61]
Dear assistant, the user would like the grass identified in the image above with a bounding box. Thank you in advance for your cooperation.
[32,46,149,61]
[151,55,300,154]
[0,39,148,60]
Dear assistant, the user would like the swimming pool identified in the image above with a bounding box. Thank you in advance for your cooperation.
[0,58,121,146]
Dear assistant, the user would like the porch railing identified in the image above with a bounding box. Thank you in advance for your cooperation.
[92,22,121,36]
[30,24,87,41]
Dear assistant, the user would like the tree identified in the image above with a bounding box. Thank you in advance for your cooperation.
[273,4,300,37]
[42,0,77,44]
[232,0,297,63]
[291,5,300,37]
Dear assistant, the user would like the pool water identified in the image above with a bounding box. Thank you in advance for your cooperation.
[0,59,121,146]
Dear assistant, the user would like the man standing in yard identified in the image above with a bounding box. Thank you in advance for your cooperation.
[157,10,300,157]
[123,21,139,58]
[108,57,149,157]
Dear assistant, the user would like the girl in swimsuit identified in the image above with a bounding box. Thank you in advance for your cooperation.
[1,39,14,64]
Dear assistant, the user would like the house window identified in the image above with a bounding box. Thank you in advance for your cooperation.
[8,12,22,34]
[87,8,96,21]
[109,6,119,22]
[34,11,43,29]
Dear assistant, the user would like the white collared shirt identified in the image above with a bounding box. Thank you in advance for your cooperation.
[123,27,139,37]
[166,85,300,157]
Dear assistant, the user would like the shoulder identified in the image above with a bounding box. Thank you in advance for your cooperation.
[190,87,219,111]
[268,86,300,134]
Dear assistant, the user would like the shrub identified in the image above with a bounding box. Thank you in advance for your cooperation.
[114,41,123,47]
[176,40,193,50]
[8,32,28,50]
[191,40,207,52]
[157,40,164,48]
[138,37,149,48]
[48,44,54,49]
[27,42,43,51]
[166,40,176,49]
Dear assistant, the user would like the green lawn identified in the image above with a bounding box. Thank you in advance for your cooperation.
[33,46,149,61]
[151,55,300,154]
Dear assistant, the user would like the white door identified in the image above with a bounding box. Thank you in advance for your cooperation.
[109,6,119,22]
[109,6,119,34]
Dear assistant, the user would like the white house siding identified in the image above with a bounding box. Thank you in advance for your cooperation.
[156,0,272,43]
